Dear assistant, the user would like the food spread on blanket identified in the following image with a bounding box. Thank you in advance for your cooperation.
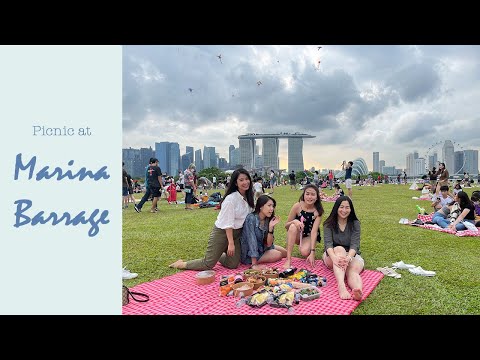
[217,268,324,311]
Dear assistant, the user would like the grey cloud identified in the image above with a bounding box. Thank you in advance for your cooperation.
[123,45,480,169]
[387,62,441,103]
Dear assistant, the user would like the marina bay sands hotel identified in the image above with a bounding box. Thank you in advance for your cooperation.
[238,132,315,172]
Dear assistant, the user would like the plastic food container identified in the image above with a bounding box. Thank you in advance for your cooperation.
[195,270,216,285]
[298,287,321,301]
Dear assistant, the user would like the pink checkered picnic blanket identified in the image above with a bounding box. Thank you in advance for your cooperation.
[321,195,340,202]
[410,213,480,237]
[122,257,383,315]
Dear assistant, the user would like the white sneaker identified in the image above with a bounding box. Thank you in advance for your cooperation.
[409,266,436,277]
[392,260,416,269]
[122,267,138,280]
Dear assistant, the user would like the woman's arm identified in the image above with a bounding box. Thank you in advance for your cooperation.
[449,208,471,228]
[348,220,361,254]
[310,214,321,250]
[241,214,259,263]
[265,216,280,247]
[284,203,301,230]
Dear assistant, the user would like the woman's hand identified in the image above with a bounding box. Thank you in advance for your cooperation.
[269,215,280,229]
[307,252,316,267]
[293,219,304,232]
[334,255,349,270]
[227,243,235,256]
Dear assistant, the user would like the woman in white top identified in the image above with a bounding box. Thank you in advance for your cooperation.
[169,169,254,270]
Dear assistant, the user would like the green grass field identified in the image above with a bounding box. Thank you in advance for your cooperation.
[123,184,480,315]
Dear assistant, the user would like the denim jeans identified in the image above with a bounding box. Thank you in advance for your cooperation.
[432,212,474,230]
[136,185,151,210]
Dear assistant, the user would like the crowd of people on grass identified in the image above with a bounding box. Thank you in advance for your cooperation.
[125,160,480,301]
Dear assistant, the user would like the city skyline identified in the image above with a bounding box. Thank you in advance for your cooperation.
[123,45,480,170]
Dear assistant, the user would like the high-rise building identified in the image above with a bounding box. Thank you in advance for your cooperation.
[155,142,169,175]
[373,152,379,172]
[414,158,426,177]
[428,151,438,171]
[288,138,304,172]
[218,157,228,169]
[464,149,479,175]
[239,138,255,169]
[202,146,217,169]
[122,147,141,178]
[406,152,415,177]
[229,145,235,167]
[442,140,455,174]
[379,160,385,172]
[381,166,396,175]
[231,148,240,168]
[238,133,314,171]
[185,146,194,164]
[194,149,203,171]
[263,137,279,169]
[454,151,464,174]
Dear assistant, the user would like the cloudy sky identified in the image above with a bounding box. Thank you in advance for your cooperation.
[123,45,480,171]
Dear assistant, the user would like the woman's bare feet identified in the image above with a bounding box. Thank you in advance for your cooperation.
[338,286,352,300]
[282,260,291,270]
[352,288,363,301]
[169,260,186,269]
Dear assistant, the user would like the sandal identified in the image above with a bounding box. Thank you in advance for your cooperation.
[376,267,401,279]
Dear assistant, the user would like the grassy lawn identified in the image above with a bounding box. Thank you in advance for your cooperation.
[123,183,480,315]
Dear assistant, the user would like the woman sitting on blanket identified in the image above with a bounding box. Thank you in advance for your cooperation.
[471,191,480,226]
[431,191,476,231]
[282,184,324,269]
[333,184,344,197]
[240,195,287,270]
[169,169,254,270]
[323,196,364,301]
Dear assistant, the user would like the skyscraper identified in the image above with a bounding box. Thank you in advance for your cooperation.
[464,149,479,175]
[194,149,203,171]
[442,140,455,174]
[239,138,255,169]
[263,137,279,169]
[288,137,304,172]
[373,152,379,172]
[229,145,235,167]
[454,151,464,174]
[428,152,438,170]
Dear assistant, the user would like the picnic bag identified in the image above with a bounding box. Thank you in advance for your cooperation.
[122,285,149,306]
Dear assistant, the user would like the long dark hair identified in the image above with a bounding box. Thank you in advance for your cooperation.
[254,195,276,217]
[457,191,473,210]
[436,163,446,176]
[221,168,254,208]
[323,196,359,233]
[299,184,324,217]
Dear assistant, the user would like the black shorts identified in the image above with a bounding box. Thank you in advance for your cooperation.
[150,186,161,198]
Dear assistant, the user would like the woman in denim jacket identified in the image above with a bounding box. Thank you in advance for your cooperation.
[240,195,287,269]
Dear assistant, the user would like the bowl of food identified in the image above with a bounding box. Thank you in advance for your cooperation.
[231,282,254,297]
[262,269,279,279]
[243,269,262,278]
[195,270,216,285]
[246,275,266,290]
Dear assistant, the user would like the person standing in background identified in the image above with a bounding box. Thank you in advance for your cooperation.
[342,161,353,199]
[135,158,158,213]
